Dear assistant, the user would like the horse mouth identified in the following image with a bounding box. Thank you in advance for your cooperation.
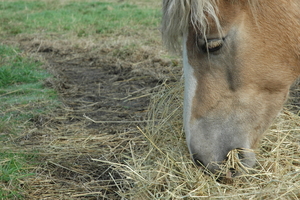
[194,148,255,180]
[219,148,255,181]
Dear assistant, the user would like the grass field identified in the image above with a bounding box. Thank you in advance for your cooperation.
[0,0,160,38]
[0,0,299,199]
[0,44,58,198]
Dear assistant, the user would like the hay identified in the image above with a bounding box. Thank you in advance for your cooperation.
[103,80,300,199]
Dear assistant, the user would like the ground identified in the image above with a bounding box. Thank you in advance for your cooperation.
[4,35,180,199]
[3,33,299,199]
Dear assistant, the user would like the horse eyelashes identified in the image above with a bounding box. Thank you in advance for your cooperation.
[202,38,224,53]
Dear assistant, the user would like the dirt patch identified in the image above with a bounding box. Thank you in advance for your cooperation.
[8,36,181,199]
[19,37,181,131]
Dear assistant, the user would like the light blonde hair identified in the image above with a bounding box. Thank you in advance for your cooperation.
[162,0,220,52]
[162,0,258,53]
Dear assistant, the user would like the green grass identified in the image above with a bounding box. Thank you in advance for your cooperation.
[0,152,35,199]
[0,44,59,198]
[0,45,58,134]
[0,46,48,87]
[0,1,161,37]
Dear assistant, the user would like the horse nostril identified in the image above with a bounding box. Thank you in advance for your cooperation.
[229,167,237,177]
[194,159,202,166]
[236,148,245,159]
[192,155,204,167]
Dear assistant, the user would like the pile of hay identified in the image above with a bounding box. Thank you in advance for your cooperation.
[99,80,300,199]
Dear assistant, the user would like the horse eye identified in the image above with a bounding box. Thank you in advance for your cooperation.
[202,38,224,53]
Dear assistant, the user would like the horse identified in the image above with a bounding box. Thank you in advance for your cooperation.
[162,0,300,175]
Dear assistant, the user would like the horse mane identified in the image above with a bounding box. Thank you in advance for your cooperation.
[162,0,220,52]
[162,0,258,53]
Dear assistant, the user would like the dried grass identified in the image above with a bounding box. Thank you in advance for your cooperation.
[101,80,300,199]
